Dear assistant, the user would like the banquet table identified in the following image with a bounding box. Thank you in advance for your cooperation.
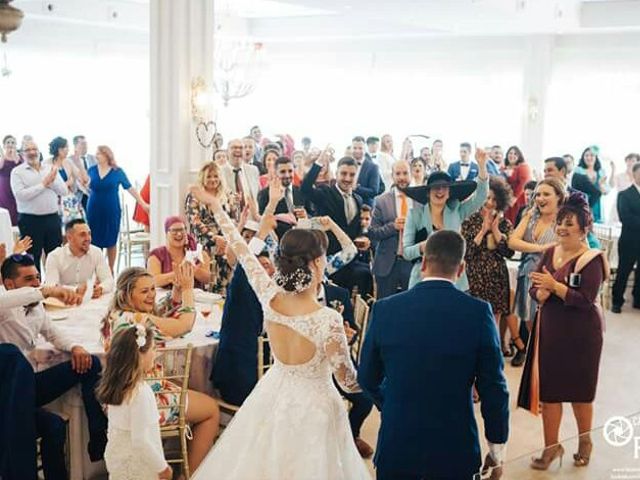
[34,291,223,480]
[0,207,13,250]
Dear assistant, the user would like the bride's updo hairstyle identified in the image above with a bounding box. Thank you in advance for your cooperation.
[274,229,328,293]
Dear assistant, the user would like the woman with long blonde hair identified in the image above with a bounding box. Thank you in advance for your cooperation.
[184,161,233,293]
[100,266,220,473]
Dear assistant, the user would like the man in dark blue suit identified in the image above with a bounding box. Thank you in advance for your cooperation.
[359,230,509,480]
[448,142,480,181]
[352,136,383,206]
[211,258,268,406]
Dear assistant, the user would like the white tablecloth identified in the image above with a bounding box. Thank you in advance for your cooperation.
[34,293,223,480]
[0,207,13,249]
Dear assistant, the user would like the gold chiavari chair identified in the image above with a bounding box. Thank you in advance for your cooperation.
[351,295,371,363]
[148,344,193,479]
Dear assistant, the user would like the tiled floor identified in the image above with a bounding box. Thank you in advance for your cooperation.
[359,306,640,479]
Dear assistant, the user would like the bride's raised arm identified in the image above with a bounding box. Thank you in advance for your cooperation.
[189,182,281,306]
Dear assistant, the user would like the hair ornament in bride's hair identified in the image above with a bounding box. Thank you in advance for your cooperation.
[273,266,313,294]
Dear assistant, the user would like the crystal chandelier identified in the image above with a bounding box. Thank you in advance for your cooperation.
[0,0,23,43]
[213,40,265,107]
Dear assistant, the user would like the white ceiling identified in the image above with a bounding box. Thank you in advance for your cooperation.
[7,0,640,49]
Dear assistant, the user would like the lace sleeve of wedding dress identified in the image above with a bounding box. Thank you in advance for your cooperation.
[324,310,362,394]
[210,197,280,306]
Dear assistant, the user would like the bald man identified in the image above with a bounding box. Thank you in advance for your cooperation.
[368,160,416,298]
[221,138,260,208]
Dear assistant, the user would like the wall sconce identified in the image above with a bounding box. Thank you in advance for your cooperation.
[527,97,539,122]
[191,76,213,121]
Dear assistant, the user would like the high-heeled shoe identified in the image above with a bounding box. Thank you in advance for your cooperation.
[502,341,515,357]
[510,337,527,367]
[574,439,593,466]
[530,444,565,470]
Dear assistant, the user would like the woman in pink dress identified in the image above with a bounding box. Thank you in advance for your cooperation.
[0,135,23,225]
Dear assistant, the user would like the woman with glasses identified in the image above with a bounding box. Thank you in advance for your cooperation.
[0,135,23,225]
[148,216,212,290]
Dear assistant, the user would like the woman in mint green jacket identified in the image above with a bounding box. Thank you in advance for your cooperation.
[402,149,489,289]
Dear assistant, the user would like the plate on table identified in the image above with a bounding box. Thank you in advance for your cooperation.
[49,311,69,321]
[43,297,70,309]
[193,289,222,304]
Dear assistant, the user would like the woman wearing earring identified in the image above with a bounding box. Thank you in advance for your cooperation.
[518,193,606,471]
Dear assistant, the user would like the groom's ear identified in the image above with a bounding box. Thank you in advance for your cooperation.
[457,261,465,279]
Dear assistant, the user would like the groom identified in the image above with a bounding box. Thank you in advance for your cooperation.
[359,230,509,480]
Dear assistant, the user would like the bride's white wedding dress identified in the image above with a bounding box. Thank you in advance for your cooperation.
[191,201,371,480]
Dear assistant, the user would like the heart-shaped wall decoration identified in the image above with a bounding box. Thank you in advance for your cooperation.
[196,120,217,149]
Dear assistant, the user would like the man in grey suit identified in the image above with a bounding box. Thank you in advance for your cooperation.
[368,160,415,299]
[221,138,260,210]
[69,135,96,211]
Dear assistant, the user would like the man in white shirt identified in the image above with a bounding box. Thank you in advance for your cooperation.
[0,254,108,471]
[10,140,68,272]
[221,138,260,209]
[45,218,114,296]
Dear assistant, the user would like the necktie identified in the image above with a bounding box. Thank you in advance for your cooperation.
[399,193,408,218]
[284,187,294,213]
[398,193,408,256]
[343,193,355,224]
[82,155,88,171]
[234,168,245,210]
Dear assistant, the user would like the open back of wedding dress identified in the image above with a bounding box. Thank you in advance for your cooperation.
[191,202,371,480]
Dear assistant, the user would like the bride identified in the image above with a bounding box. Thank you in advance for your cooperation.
[189,181,371,480]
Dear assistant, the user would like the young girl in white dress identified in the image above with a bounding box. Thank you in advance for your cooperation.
[189,181,371,479]
[96,324,173,480]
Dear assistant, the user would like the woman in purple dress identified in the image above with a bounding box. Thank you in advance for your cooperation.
[0,135,22,225]
[518,193,607,471]
[86,146,148,272]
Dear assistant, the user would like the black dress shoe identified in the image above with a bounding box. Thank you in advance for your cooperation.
[611,305,622,314]
[511,349,526,367]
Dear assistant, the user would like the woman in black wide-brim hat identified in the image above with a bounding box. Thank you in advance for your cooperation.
[401,148,490,289]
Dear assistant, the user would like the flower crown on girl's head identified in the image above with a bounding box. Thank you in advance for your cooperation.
[133,323,146,348]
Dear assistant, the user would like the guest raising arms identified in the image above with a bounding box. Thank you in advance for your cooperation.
[518,193,606,471]
[100,265,219,473]
[402,146,489,290]
[461,176,515,354]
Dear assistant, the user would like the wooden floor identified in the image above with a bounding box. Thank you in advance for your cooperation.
[359,305,640,479]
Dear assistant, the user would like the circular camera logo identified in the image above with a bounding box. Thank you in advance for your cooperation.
[604,416,635,447]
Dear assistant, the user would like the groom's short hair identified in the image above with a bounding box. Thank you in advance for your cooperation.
[423,231,465,275]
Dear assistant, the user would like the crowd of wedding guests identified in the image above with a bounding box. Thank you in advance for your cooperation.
[0,127,639,479]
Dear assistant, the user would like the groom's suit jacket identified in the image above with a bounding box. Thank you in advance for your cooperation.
[358,279,509,479]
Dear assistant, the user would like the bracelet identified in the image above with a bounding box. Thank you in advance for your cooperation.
[176,306,196,314]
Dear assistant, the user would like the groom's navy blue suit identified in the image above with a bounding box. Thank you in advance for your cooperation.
[358,279,509,480]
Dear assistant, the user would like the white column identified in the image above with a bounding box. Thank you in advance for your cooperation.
[520,35,554,174]
[150,0,215,247]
